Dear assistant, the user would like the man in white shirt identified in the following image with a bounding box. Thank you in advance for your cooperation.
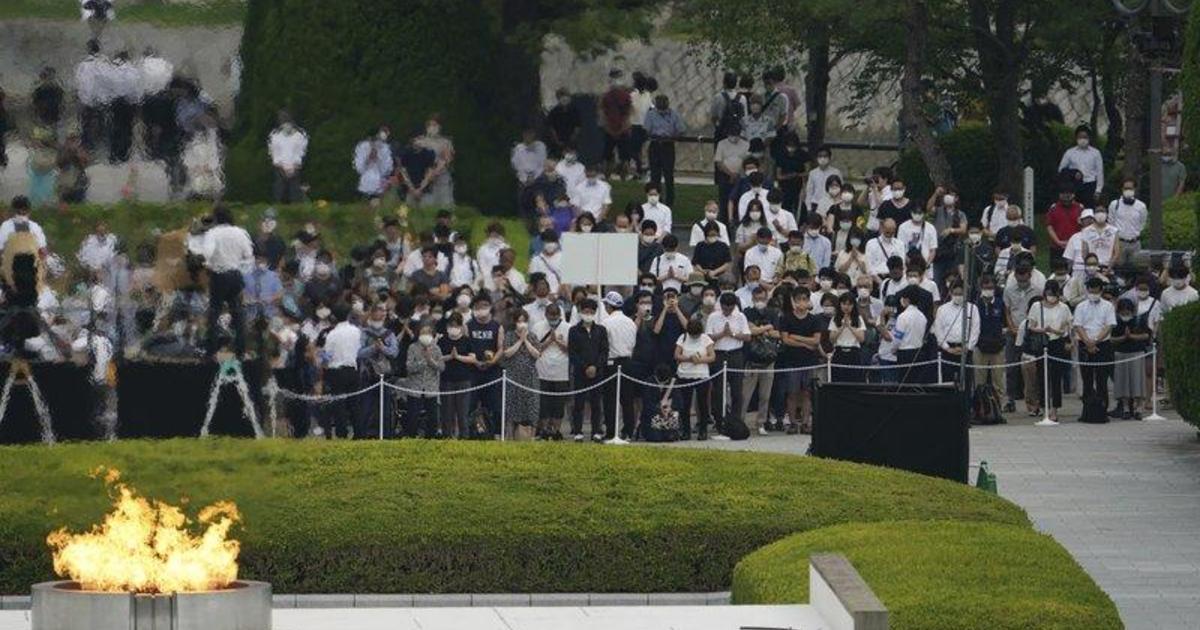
[865,219,902,278]
[1063,210,1094,279]
[743,228,784,285]
[804,147,843,214]
[555,150,586,201]
[734,265,762,308]
[763,191,798,243]
[1073,277,1116,422]
[690,201,731,247]
[75,41,110,151]
[800,214,832,270]
[601,292,638,440]
[475,223,509,280]
[572,165,613,220]
[201,207,254,358]
[1107,178,1147,268]
[981,191,1013,240]
[77,221,117,274]
[1058,125,1105,207]
[353,127,394,198]
[510,129,547,186]
[713,130,750,221]
[268,111,308,204]
[897,208,938,268]
[932,282,980,384]
[706,292,751,435]
[1161,266,1198,315]
[1079,208,1120,269]
[893,286,930,383]
[651,234,693,293]
[137,47,173,97]
[641,184,672,241]
[735,171,772,221]
[0,197,48,256]
[320,305,362,439]
[527,232,564,295]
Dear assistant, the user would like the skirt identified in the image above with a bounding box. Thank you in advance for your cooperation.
[1112,351,1145,399]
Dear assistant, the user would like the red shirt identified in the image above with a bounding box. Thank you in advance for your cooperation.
[600,87,632,135]
[1045,202,1082,246]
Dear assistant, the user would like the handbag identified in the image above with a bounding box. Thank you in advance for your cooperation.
[1021,303,1048,357]
[644,378,680,443]
[746,332,781,366]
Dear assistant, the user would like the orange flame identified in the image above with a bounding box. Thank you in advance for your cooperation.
[45,467,241,593]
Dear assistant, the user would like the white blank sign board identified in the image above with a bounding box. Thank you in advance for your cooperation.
[560,233,639,286]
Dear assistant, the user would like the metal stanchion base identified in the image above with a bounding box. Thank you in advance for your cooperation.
[1034,418,1059,427]
[605,436,631,445]
[1144,412,1167,422]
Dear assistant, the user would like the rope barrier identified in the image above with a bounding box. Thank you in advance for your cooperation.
[505,372,618,396]
[384,376,504,397]
[274,380,382,403]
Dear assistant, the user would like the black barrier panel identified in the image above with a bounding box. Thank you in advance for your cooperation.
[117,361,267,438]
[812,383,968,483]
[0,362,101,444]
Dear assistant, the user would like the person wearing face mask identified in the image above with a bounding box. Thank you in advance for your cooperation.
[1073,277,1117,422]
[1109,297,1150,421]
[1107,178,1147,268]
[528,303,570,439]
[931,281,981,385]
[599,68,635,180]
[465,295,504,439]
[735,170,774,223]
[673,317,716,440]
[316,305,362,439]
[689,200,731,247]
[644,94,685,206]
[437,312,476,438]
[1161,150,1188,200]
[554,149,586,201]
[353,126,394,201]
[414,114,456,207]
[772,135,807,214]
[972,275,1010,411]
[1045,186,1082,267]
[567,299,609,442]
[243,250,283,322]
[250,209,285,271]
[1058,125,1104,207]
[358,303,399,437]
[1060,209,1094,280]
[813,176,843,221]
[874,178,916,228]
[979,191,1011,241]
[735,200,769,268]
[546,192,579,237]
[896,203,938,272]
[1080,204,1121,270]
[0,197,48,255]
[527,230,565,295]
[743,227,783,287]
[703,292,750,438]
[572,165,613,220]
[827,292,867,383]
[498,310,541,435]
[651,234,693,293]
[597,292,637,441]
[927,187,966,290]
[713,125,751,221]
[637,220,665,273]
[268,110,308,203]
[994,206,1035,258]
[693,224,732,284]
[546,88,581,158]
[407,247,451,301]
[805,146,842,217]
[741,285,781,433]
[890,286,930,384]
[446,237,482,291]
[1160,265,1198,315]
[801,214,833,271]
[640,183,672,241]
[865,218,901,279]
[510,128,547,189]
[763,188,799,244]
[403,321,445,437]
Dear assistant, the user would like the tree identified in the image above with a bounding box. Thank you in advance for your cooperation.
[903,0,957,187]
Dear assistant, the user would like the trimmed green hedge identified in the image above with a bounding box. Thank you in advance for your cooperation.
[30,202,530,271]
[1162,301,1200,428]
[228,0,522,209]
[732,520,1121,630]
[0,439,1030,594]
[895,122,1094,214]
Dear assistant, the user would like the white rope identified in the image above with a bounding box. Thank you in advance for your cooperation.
[505,372,617,396]
[1047,348,1156,367]
[275,380,381,403]
[620,367,727,389]
[385,376,504,397]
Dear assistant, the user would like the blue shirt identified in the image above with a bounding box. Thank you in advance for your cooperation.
[243,267,283,320]
[976,294,1007,347]
[643,108,686,139]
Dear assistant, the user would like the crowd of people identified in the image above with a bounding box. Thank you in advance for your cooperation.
[0,62,1196,442]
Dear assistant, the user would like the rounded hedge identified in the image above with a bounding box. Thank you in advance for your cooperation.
[0,439,1030,594]
[1182,6,1200,171]
[1161,192,1200,251]
[731,520,1121,630]
[895,122,1093,216]
[1162,301,1200,428]
[227,0,521,210]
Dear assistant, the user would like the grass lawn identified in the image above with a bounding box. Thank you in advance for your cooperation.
[34,201,531,273]
[0,439,1032,594]
[733,520,1121,629]
[0,0,246,26]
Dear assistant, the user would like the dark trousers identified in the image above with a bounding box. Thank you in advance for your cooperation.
[1044,339,1068,409]
[206,270,246,357]
[405,395,438,437]
[780,179,801,214]
[1079,340,1113,408]
[648,140,677,207]
[675,378,712,437]
[717,177,735,225]
[358,378,394,439]
[1004,334,1023,401]
[831,347,864,383]
[630,125,647,172]
[602,130,632,163]
[939,347,973,387]
[80,105,106,153]
[712,350,744,429]
[273,169,305,204]
[603,358,636,439]
[108,98,135,163]
[572,372,604,436]
[897,348,925,384]
[323,367,358,439]
[472,370,503,437]
[274,367,310,438]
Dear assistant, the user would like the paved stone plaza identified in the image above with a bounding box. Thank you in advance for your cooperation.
[669,409,1200,630]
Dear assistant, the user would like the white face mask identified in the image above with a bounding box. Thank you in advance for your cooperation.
[369,319,384,330]
[840,191,854,203]
[751,301,766,310]
[995,201,1008,211]
[705,210,718,220]
[857,287,871,299]
[564,153,577,163]
[581,313,595,324]
[1087,293,1102,303]
[942,195,955,207]
[315,263,331,277]
[316,307,331,320]
[419,334,434,346]
[456,294,472,308]
[907,277,920,286]
[543,243,559,255]
[828,187,842,198]
[1172,279,1188,289]
[892,189,905,199]
[911,212,924,222]
[822,306,836,317]
[373,258,386,269]
[981,289,994,299]
[426,124,441,136]
[1007,219,1020,228]
[647,195,659,205]
[951,295,964,306]
[1122,189,1136,200]
[850,237,861,248]
[1076,137,1089,148]
[969,233,982,244]
[455,245,468,255]
[749,211,762,221]
[580,224,593,233]
[1137,289,1150,300]
[839,221,852,230]
[1093,212,1108,224]
[1086,265,1099,275]
[817,157,830,166]
[807,229,820,238]
[702,296,716,307]
[447,326,463,338]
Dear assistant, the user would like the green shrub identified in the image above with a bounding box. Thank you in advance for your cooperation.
[1162,192,1200,251]
[1162,301,1200,428]
[228,0,521,210]
[0,439,1030,594]
[895,122,1096,215]
[732,520,1121,630]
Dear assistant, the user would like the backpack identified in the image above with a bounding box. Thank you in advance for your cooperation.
[746,333,781,366]
[971,383,1005,425]
[723,415,751,440]
[716,93,745,139]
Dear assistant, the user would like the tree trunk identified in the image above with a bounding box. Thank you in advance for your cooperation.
[1100,27,1125,164]
[968,0,1023,198]
[901,0,955,187]
[1123,47,1149,182]
[804,26,832,149]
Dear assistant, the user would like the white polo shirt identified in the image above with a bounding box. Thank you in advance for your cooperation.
[865,236,902,277]
[651,252,693,292]
[572,178,612,219]
[896,219,938,262]
[641,202,672,239]
[705,308,750,351]
[743,244,783,284]
[531,319,569,382]
[736,188,772,221]
[603,309,637,361]
[1073,298,1116,340]
[323,322,362,369]
[893,305,928,351]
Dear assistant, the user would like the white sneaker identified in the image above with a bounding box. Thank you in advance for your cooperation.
[573,434,584,442]
[757,426,770,436]
[712,434,731,441]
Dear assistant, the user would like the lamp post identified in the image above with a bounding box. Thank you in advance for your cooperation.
[1113,0,1192,249]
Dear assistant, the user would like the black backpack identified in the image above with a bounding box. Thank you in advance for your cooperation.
[971,384,1005,425]
[716,93,745,139]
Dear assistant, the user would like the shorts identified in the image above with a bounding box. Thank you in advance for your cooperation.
[783,367,814,393]
[539,380,569,418]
